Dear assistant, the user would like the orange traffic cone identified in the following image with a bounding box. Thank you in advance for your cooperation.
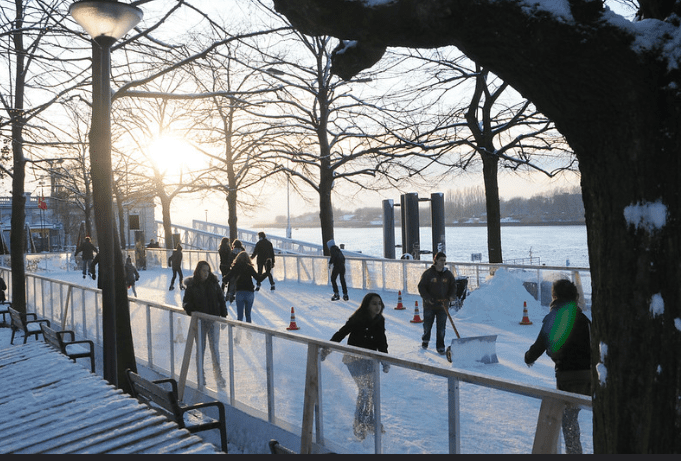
[410,301,423,323]
[519,301,533,325]
[286,307,300,330]
[395,290,405,310]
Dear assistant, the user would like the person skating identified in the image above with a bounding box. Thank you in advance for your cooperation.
[417,252,456,354]
[524,279,592,454]
[74,236,98,279]
[218,237,232,292]
[182,260,228,388]
[327,239,348,301]
[124,255,140,297]
[168,243,183,291]
[321,292,389,440]
[223,239,244,303]
[251,232,276,291]
[229,250,271,323]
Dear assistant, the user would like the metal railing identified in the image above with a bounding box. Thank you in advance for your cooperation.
[2,253,593,454]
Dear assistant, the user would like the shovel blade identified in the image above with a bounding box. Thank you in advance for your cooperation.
[447,335,498,364]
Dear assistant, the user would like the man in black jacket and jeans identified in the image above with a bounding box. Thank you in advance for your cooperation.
[417,252,456,354]
[524,279,591,454]
[251,232,275,291]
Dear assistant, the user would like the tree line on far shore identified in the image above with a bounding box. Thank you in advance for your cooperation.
[269,186,584,227]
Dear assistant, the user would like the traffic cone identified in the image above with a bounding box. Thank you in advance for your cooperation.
[286,307,300,330]
[410,301,423,323]
[519,301,533,325]
[395,290,405,310]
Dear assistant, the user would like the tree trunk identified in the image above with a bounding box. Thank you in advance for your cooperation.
[273,0,681,452]
[9,1,26,313]
[481,152,502,263]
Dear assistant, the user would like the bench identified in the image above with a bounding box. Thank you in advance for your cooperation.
[41,323,96,372]
[126,369,228,453]
[8,306,50,344]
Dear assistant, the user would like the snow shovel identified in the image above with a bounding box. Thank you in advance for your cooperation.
[440,300,498,364]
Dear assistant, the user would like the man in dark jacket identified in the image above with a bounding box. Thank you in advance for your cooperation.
[327,239,348,301]
[251,232,275,291]
[75,236,98,279]
[525,279,591,454]
[417,251,456,354]
[168,244,183,291]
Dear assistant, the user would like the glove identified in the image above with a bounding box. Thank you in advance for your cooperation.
[382,362,390,373]
[136,276,139,281]
[320,348,331,361]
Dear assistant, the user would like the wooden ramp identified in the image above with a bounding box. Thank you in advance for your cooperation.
[0,342,221,454]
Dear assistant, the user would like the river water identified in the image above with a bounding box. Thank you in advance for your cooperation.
[260,225,590,268]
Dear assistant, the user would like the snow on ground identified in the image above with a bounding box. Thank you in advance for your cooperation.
[1,266,593,454]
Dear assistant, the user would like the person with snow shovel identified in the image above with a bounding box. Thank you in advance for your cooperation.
[524,279,592,454]
[418,252,457,355]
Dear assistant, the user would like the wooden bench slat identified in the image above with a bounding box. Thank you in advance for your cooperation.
[126,369,228,453]
[40,323,95,373]
[8,307,50,345]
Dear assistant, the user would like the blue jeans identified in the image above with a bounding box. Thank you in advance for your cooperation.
[422,307,447,351]
[235,291,255,322]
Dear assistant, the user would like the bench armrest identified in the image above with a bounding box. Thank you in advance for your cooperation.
[57,329,76,342]
[181,400,226,417]
[152,378,179,396]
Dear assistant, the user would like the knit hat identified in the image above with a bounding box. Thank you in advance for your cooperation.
[327,240,335,249]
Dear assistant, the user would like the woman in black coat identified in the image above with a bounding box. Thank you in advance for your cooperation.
[183,260,228,388]
[322,292,389,440]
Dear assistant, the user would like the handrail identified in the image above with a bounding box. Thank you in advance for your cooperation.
[2,256,593,454]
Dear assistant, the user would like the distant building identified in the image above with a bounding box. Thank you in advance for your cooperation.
[0,193,156,253]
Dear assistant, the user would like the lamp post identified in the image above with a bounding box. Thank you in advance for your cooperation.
[70,0,142,387]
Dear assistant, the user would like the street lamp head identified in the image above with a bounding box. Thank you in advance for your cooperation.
[69,0,143,44]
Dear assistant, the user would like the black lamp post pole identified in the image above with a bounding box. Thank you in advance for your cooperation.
[90,37,118,385]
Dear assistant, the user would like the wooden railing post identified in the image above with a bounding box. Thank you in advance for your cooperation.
[532,397,566,454]
[300,343,320,454]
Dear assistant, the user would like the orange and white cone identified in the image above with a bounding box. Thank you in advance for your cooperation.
[286,307,300,330]
[519,301,533,325]
[410,301,423,323]
[395,290,405,310]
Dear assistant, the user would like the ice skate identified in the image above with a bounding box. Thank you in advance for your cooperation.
[331,293,340,301]
[343,294,349,301]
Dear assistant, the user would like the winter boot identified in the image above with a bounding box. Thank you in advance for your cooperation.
[343,294,349,301]
[331,293,340,301]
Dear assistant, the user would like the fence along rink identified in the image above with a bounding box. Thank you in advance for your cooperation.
[6,250,591,454]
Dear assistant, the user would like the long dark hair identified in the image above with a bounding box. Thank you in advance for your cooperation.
[349,292,384,322]
[193,260,218,284]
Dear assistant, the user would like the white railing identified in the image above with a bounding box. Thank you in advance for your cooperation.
[142,248,592,309]
[2,259,593,454]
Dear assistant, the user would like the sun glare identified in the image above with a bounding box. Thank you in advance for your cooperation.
[148,136,195,175]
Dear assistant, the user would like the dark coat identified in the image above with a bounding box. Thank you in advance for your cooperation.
[328,245,345,270]
[251,238,275,266]
[229,260,269,293]
[124,261,139,286]
[168,248,182,270]
[75,240,98,260]
[417,265,457,310]
[219,244,233,274]
[330,311,388,354]
[182,274,227,317]
[525,300,591,372]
